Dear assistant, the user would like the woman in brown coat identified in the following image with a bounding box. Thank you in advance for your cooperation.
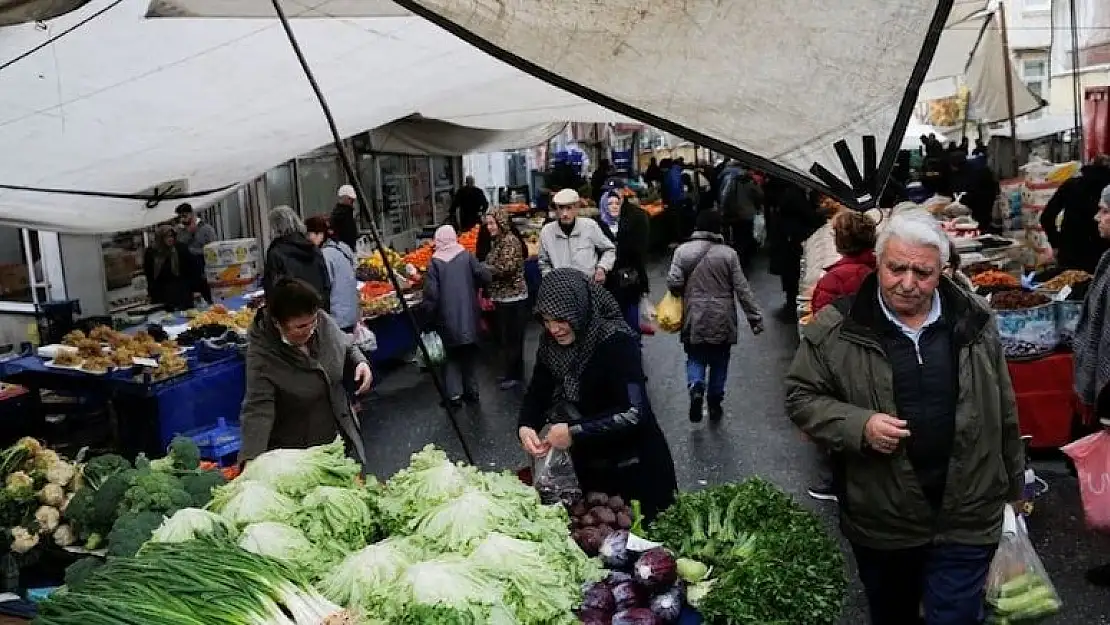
[239,278,373,463]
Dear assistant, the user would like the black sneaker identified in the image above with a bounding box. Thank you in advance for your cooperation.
[689,383,705,423]
[707,399,724,421]
[807,483,838,502]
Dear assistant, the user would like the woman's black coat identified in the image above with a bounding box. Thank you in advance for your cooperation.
[597,205,650,309]
[143,243,202,311]
[519,332,677,520]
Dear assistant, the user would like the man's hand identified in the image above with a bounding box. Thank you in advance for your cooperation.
[518,427,549,457]
[593,267,607,284]
[353,362,373,395]
[750,320,765,335]
[864,413,911,454]
[545,423,573,450]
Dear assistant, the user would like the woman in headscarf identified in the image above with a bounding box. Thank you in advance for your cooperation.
[518,268,677,520]
[597,192,651,337]
[263,206,332,310]
[483,209,529,389]
[304,215,359,333]
[422,225,491,405]
[143,224,201,311]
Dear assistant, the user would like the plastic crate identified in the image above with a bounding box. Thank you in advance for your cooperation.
[187,418,241,466]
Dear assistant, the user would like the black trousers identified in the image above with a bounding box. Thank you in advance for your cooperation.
[494,299,528,382]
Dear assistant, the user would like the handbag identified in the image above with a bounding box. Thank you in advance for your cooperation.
[612,266,641,290]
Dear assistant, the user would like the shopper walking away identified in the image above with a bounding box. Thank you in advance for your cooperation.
[1071,184,1110,588]
[304,216,359,333]
[667,210,764,422]
[144,224,203,311]
[173,203,215,304]
[330,185,360,252]
[537,188,615,280]
[1040,155,1110,273]
[421,225,491,406]
[518,268,678,520]
[450,175,490,233]
[239,278,371,464]
[765,180,822,311]
[483,209,529,390]
[805,209,877,501]
[643,157,662,189]
[786,212,1024,625]
[263,206,332,312]
[597,193,651,337]
[719,163,762,269]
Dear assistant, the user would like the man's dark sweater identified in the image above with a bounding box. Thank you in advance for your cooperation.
[451,186,489,232]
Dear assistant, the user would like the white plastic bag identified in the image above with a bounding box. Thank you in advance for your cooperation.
[639,295,656,324]
[415,331,446,367]
[353,323,377,353]
[753,213,767,247]
[984,504,1062,623]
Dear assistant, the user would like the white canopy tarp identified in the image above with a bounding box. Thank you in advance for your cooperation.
[902,121,948,151]
[0,0,630,233]
[1,0,991,233]
[988,114,1078,141]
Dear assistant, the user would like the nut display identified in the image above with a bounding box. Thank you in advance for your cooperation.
[991,291,1050,310]
[1041,270,1091,291]
[1001,338,1045,359]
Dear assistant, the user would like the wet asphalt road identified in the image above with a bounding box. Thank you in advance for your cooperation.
[359,256,1110,624]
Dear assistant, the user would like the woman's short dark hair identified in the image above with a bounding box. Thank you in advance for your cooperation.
[268,278,321,322]
[304,215,330,236]
[695,209,722,235]
[831,210,877,256]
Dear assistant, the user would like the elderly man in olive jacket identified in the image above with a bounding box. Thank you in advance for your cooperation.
[786,212,1024,625]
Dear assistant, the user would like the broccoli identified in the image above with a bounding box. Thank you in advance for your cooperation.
[65,470,136,539]
[106,510,164,557]
[149,436,201,473]
[63,557,104,590]
[82,454,131,491]
[117,470,191,517]
[179,470,226,507]
[84,532,103,551]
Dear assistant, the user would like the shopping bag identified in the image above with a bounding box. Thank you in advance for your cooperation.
[656,292,683,333]
[415,331,446,368]
[753,213,767,247]
[352,323,377,353]
[639,295,657,325]
[532,448,581,506]
[1062,430,1110,532]
[985,504,1062,623]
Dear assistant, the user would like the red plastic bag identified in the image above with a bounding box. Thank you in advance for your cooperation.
[1062,430,1110,532]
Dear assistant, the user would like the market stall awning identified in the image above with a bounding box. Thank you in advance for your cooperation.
[0,0,1000,233]
[988,114,1078,142]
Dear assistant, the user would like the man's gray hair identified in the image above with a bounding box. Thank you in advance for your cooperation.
[268,205,306,238]
[875,212,950,266]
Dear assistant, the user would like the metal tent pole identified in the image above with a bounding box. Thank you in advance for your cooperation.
[268,0,474,464]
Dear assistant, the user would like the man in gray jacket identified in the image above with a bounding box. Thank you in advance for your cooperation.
[668,210,764,422]
[538,188,616,283]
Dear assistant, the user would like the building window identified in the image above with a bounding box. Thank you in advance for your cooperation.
[265,163,296,213]
[102,229,151,311]
[1020,58,1047,118]
[296,155,343,220]
[1022,0,1049,13]
[0,226,40,306]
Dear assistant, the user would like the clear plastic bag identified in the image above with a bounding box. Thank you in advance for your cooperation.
[985,505,1061,623]
[639,295,656,325]
[1062,430,1110,532]
[415,331,446,367]
[532,448,581,506]
[352,323,377,353]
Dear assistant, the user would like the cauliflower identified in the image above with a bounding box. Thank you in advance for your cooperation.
[45,460,76,487]
[39,483,65,507]
[52,524,76,547]
[35,505,60,533]
[10,526,39,554]
[5,471,34,500]
[16,437,43,458]
[33,448,61,473]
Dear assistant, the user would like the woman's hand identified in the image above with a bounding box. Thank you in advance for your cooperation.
[545,423,573,450]
[518,427,550,457]
[353,362,374,395]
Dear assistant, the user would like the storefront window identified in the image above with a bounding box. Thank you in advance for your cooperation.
[0,226,36,304]
[378,155,433,237]
[102,229,150,311]
[297,155,343,220]
[356,154,379,232]
[266,163,296,212]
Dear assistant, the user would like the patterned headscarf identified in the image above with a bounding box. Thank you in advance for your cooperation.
[151,224,180,278]
[534,268,633,401]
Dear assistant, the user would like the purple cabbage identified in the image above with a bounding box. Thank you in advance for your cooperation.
[612,608,662,625]
[599,529,632,569]
[612,580,646,611]
[648,585,684,623]
[633,548,678,589]
[580,582,615,614]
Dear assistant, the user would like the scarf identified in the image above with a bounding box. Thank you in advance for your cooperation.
[151,225,180,279]
[1074,250,1110,404]
[534,268,633,402]
[432,224,465,263]
[599,191,618,227]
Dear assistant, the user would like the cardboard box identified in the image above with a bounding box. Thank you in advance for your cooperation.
[205,262,258,283]
[204,238,260,267]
